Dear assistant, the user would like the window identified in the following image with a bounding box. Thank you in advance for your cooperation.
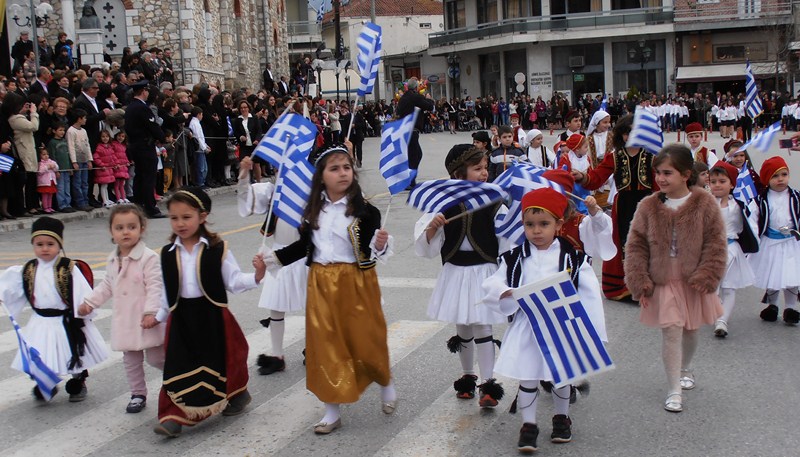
[478,0,497,24]
[504,0,525,19]
[550,0,591,14]
[445,0,466,29]
[612,0,641,9]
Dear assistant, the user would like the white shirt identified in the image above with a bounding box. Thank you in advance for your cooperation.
[166,236,258,300]
[719,195,744,240]
[189,117,208,151]
[82,91,99,113]
[567,150,591,173]
[311,193,392,264]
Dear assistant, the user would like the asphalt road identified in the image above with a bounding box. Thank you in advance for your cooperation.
[0,128,798,457]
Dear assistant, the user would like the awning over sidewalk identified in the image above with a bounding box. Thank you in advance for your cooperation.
[676,62,781,82]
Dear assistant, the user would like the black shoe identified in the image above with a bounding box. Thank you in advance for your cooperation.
[68,385,88,402]
[126,395,146,413]
[60,207,77,213]
[453,374,478,400]
[760,304,779,322]
[80,205,94,212]
[88,199,103,208]
[32,385,58,401]
[154,420,182,437]
[783,308,800,325]
[222,389,252,416]
[256,355,286,375]
[517,422,539,453]
[551,414,572,443]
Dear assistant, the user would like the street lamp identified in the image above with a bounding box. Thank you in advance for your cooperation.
[628,39,652,94]
[8,0,53,68]
[447,52,461,98]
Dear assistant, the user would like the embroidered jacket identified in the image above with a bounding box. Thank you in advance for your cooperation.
[161,241,229,309]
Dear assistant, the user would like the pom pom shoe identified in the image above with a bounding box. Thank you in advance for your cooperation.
[760,304,779,322]
[256,354,286,375]
[478,378,504,408]
[783,308,800,325]
[453,374,478,399]
[32,385,58,401]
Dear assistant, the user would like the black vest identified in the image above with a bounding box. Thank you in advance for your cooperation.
[500,237,588,290]
[161,241,229,309]
[755,188,800,237]
[614,148,653,191]
[734,198,759,254]
[440,203,500,266]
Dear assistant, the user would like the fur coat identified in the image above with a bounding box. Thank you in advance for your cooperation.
[624,187,727,299]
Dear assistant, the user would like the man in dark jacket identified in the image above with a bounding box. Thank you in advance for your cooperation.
[125,80,166,218]
[395,77,434,188]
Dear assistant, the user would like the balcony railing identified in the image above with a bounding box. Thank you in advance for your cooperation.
[429,6,674,47]
[673,0,792,22]
[287,21,322,37]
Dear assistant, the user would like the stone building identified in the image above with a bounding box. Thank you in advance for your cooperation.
[5,0,290,89]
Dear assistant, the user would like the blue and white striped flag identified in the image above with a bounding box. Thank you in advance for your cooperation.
[407,179,506,215]
[745,60,763,119]
[7,313,61,400]
[733,162,758,203]
[626,108,663,154]
[356,22,382,97]
[273,152,315,228]
[253,112,317,169]
[380,107,419,195]
[0,154,13,173]
[599,95,608,112]
[494,163,565,245]
[512,271,614,388]
[740,121,781,154]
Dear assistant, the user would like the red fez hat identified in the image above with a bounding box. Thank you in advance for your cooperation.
[510,113,520,120]
[565,110,580,122]
[542,169,575,194]
[760,156,788,185]
[521,188,568,220]
[723,139,744,154]
[565,133,585,152]
[685,122,703,134]
[712,161,739,186]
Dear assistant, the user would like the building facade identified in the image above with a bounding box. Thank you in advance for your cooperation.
[428,0,797,104]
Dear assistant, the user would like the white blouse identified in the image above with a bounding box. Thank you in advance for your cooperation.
[311,193,392,264]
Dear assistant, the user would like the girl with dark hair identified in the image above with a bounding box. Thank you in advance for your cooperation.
[572,114,659,301]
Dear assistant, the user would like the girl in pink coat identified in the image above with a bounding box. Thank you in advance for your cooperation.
[78,204,167,414]
[36,149,59,213]
[92,130,117,207]
[112,132,130,203]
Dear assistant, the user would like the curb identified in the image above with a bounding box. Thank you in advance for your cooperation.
[0,185,237,233]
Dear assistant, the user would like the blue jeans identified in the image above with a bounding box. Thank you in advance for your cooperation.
[56,172,72,209]
[194,152,207,186]
[71,163,89,207]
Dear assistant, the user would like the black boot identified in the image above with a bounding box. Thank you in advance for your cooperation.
[760,304,779,322]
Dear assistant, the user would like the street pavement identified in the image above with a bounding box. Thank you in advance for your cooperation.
[0,127,798,456]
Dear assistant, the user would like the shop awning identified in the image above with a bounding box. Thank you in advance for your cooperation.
[676,63,781,82]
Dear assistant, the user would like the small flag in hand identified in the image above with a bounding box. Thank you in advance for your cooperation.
[512,271,614,388]
[745,60,763,119]
[599,96,608,112]
[733,162,758,203]
[627,108,663,154]
[0,154,14,173]
[7,314,61,400]
[356,22,382,97]
[407,179,505,215]
[380,108,419,195]
[740,121,781,155]
[253,112,317,169]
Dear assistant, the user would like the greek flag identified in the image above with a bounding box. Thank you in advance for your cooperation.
[380,108,419,195]
[407,179,506,215]
[740,121,781,154]
[0,154,13,173]
[267,118,318,228]
[512,271,614,388]
[253,112,317,169]
[599,95,608,112]
[356,22,382,97]
[494,163,565,245]
[626,108,663,154]
[7,313,61,400]
[733,163,758,203]
[745,60,763,119]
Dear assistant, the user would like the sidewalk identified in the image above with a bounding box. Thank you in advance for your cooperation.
[0,185,237,233]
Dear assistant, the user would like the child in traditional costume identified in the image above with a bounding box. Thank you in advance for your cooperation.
[153,187,266,437]
[0,217,109,401]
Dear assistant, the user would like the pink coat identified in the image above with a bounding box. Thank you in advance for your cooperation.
[92,142,116,184]
[83,241,165,351]
[36,158,58,186]
[111,141,129,179]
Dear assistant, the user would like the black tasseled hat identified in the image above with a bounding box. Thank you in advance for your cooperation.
[445,144,484,176]
[31,216,65,248]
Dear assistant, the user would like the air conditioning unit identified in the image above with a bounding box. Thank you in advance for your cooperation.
[569,56,585,68]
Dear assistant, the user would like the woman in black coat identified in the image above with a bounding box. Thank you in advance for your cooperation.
[232,99,263,182]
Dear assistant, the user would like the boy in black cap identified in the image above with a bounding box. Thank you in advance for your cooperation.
[472,130,491,156]
[0,217,109,402]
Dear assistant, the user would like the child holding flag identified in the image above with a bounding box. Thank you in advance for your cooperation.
[415,144,507,408]
[482,187,608,453]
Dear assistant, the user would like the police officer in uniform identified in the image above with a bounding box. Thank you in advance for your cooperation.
[125,80,166,218]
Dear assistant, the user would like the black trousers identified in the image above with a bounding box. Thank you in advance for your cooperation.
[130,145,159,215]
[408,130,422,186]
[25,172,39,211]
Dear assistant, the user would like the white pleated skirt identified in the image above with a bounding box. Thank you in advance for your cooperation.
[427,263,507,325]
[258,258,308,313]
[720,241,755,289]
[12,314,110,376]
[494,312,551,381]
[749,237,800,290]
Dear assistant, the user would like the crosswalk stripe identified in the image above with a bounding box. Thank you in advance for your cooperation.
[183,320,446,456]
[0,316,306,457]
[379,277,437,289]
[0,309,113,354]
[377,373,516,456]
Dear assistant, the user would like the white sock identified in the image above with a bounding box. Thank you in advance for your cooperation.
[380,380,397,403]
[455,324,475,376]
[784,287,798,310]
[319,403,340,424]
[269,310,286,357]
[518,381,539,424]
[552,385,570,416]
[224,165,232,180]
[765,289,780,305]
[100,184,109,203]
[719,288,736,323]
[473,324,496,382]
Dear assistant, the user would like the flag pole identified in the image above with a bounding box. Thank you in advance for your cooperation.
[381,195,393,229]
[346,95,361,142]
[442,198,506,224]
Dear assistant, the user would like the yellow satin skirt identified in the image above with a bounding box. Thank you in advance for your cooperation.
[306,262,391,403]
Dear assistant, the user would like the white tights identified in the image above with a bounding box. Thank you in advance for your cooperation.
[764,288,798,309]
[662,326,698,393]
[455,324,495,382]
[517,380,570,424]
[268,310,286,357]
[719,288,736,324]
